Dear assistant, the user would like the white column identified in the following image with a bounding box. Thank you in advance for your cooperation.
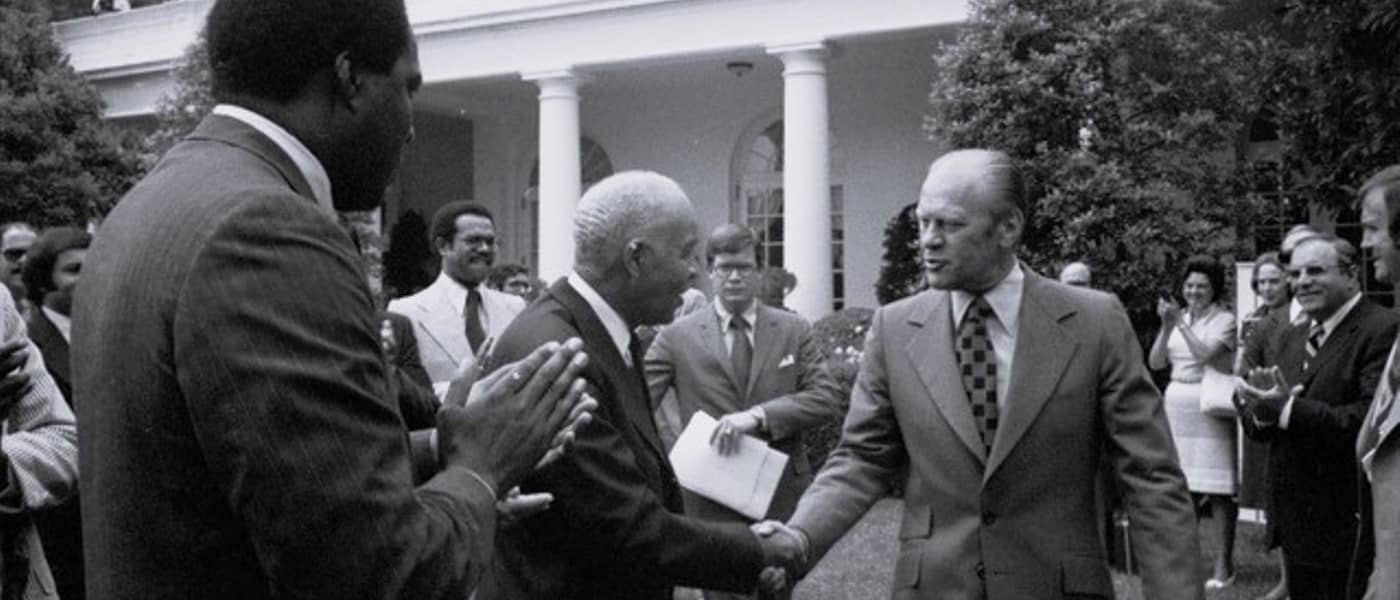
[767,42,832,321]
[523,69,584,282]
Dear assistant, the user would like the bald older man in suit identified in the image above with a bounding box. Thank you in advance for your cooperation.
[756,149,1201,599]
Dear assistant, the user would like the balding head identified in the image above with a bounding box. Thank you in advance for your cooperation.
[1058,262,1092,287]
[920,149,1027,226]
[916,149,1026,293]
[573,170,700,326]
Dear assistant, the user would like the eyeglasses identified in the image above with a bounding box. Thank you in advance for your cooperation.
[712,264,756,277]
[1,249,24,263]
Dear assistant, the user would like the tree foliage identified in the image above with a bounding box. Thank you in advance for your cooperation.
[0,2,144,226]
[926,0,1270,329]
[148,29,213,158]
[874,203,924,304]
[1264,0,1400,211]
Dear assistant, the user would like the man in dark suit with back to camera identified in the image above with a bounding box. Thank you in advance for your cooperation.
[756,149,1202,599]
[480,171,797,600]
[1239,234,1398,600]
[72,1,593,598]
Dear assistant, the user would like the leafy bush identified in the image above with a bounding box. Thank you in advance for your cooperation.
[804,307,872,472]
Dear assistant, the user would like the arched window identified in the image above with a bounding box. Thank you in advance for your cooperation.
[732,118,845,309]
[522,137,614,270]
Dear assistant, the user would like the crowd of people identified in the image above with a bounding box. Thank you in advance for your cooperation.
[0,1,1397,599]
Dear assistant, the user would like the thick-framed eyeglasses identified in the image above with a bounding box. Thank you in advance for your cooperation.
[712,264,756,277]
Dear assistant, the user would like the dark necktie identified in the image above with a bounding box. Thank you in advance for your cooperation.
[464,288,486,354]
[957,296,998,457]
[730,315,753,397]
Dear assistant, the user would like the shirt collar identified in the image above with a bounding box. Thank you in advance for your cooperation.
[713,299,759,330]
[434,271,477,312]
[567,272,634,364]
[41,306,71,344]
[951,261,1024,331]
[211,104,334,216]
[1314,292,1363,341]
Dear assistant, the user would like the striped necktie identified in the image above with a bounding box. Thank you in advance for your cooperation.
[1303,321,1324,371]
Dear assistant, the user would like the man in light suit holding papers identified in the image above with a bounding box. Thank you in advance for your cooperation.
[647,223,843,598]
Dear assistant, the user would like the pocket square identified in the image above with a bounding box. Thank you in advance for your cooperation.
[778,354,796,368]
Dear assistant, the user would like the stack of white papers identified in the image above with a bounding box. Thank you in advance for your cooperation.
[668,411,789,520]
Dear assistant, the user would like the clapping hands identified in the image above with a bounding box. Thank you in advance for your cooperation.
[1235,365,1300,423]
[751,520,809,596]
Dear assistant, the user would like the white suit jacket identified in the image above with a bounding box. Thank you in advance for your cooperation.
[387,273,525,385]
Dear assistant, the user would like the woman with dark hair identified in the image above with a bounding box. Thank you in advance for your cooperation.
[1148,254,1238,589]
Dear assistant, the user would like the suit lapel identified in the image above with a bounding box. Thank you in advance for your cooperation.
[905,291,986,463]
[550,282,668,462]
[425,279,471,362]
[1300,302,1367,387]
[700,312,743,394]
[745,306,784,400]
[986,275,1078,481]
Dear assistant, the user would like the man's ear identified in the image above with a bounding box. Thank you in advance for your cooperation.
[998,207,1025,248]
[623,240,646,277]
[333,51,360,110]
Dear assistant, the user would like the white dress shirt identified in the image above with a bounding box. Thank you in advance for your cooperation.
[950,262,1024,412]
[211,104,334,216]
[713,299,758,354]
[567,272,634,366]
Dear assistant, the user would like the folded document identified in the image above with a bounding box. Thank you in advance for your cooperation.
[668,411,789,520]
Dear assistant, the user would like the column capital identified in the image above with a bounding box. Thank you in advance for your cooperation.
[521,68,592,99]
[766,41,829,76]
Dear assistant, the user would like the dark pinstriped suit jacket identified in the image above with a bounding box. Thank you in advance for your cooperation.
[72,114,497,599]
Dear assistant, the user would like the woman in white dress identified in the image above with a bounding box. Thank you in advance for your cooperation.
[1148,255,1238,589]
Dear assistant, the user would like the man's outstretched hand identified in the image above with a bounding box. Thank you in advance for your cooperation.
[751,520,810,596]
[436,338,596,495]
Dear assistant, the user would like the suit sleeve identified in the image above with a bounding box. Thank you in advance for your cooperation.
[788,307,906,561]
[758,320,844,441]
[0,292,77,512]
[1289,316,1399,436]
[1096,296,1202,600]
[174,194,497,600]
[642,325,684,450]
[495,325,764,593]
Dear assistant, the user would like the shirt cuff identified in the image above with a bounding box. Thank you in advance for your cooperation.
[1278,396,1295,429]
[747,406,767,432]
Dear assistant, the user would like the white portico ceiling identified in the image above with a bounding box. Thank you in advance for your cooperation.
[55,0,967,119]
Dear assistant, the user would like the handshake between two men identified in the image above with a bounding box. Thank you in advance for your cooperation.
[750,519,812,597]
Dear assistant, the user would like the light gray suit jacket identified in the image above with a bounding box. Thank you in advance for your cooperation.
[645,302,843,521]
[1359,342,1400,600]
[788,270,1201,599]
[388,274,524,385]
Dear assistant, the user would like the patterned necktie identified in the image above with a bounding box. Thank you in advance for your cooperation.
[464,288,486,354]
[1303,321,1324,371]
[730,314,753,396]
[957,296,998,456]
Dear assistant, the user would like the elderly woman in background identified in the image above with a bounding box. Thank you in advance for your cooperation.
[1149,254,1238,589]
[1234,252,1292,600]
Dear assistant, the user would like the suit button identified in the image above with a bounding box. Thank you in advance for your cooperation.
[982,512,996,525]
[975,563,985,579]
